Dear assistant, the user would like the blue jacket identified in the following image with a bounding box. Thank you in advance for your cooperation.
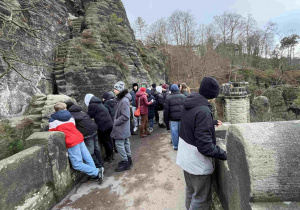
[146,89,156,119]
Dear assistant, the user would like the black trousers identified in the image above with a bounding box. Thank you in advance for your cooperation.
[97,128,114,158]
[155,109,159,122]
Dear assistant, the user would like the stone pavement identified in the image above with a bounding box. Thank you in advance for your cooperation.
[53,124,185,210]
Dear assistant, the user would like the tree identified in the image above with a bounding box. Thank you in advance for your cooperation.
[133,17,147,42]
[145,18,169,46]
[168,10,197,46]
[280,34,300,65]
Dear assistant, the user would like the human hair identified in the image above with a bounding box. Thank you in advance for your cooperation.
[54,102,67,112]
[180,83,190,94]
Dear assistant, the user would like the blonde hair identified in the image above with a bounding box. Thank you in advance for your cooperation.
[180,83,190,94]
[54,102,67,112]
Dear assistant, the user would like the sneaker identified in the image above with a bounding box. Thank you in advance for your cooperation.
[149,128,153,132]
[115,161,130,172]
[173,146,178,150]
[133,127,138,132]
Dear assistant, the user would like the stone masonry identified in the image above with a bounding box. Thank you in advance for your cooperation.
[222,82,250,124]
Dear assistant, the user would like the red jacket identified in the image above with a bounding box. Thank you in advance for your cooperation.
[135,90,152,115]
[49,110,84,148]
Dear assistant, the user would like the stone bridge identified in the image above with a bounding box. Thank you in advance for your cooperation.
[1,120,300,209]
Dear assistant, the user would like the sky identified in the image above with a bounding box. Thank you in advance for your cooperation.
[122,0,300,55]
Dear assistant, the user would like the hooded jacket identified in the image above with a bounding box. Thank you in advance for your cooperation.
[135,90,153,115]
[130,84,139,107]
[164,86,186,122]
[49,110,83,148]
[68,104,98,137]
[103,95,117,122]
[146,89,156,119]
[111,90,132,140]
[87,96,113,132]
[176,93,227,175]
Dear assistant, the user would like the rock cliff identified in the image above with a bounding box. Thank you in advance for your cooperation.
[0,0,167,118]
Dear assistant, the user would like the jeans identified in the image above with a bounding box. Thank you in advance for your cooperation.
[84,132,103,168]
[68,142,99,177]
[170,121,181,149]
[131,106,138,128]
[115,138,131,161]
[184,170,212,210]
[98,128,114,158]
[149,118,154,128]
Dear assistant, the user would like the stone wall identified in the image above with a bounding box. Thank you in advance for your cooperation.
[214,120,300,210]
[0,131,83,210]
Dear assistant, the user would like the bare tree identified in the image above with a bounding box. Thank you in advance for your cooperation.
[133,17,148,42]
[168,10,197,46]
[146,18,169,46]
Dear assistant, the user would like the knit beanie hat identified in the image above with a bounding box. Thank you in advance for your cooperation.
[65,101,74,110]
[102,92,111,101]
[162,84,168,89]
[170,84,179,92]
[140,87,146,92]
[84,93,94,106]
[146,89,151,96]
[151,83,156,89]
[199,77,220,99]
[114,81,125,92]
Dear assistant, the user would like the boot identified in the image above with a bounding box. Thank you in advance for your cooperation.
[115,161,130,172]
[128,156,133,166]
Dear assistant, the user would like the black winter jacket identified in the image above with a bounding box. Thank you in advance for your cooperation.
[164,90,185,121]
[147,94,156,119]
[104,97,117,122]
[68,104,98,137]
[156,93,164,110]
[87,96,113,132]
[179,92,227,159]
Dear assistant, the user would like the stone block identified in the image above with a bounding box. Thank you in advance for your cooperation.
[214,120,300,210]
[0,146,55,210]
[26,132,73,200]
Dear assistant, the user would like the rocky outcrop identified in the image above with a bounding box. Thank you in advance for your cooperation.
[214,121,300,210]
[0,0,167,118]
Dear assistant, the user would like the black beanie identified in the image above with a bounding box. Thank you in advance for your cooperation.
[151,83,156,89]
[199,77,220,99]
[65,101,74,110]
[132,83,138,88]
[102,92,111,101]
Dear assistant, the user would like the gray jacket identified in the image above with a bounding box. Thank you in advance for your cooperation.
[110,90,132,140]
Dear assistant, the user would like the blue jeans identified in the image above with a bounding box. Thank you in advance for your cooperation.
[149,118,154,128]
[84,132,103,168]
[68,142,99,177]
[171,121,181,149]
[115,138,131,161]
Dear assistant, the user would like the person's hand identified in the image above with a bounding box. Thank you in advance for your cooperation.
[216,120,222,127]
[150,99,154,103]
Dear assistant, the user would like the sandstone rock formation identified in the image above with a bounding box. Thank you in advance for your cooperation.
[0,0,167,118]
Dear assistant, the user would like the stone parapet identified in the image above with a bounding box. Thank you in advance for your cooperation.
[214,121,300,210]
[0,132,83,210]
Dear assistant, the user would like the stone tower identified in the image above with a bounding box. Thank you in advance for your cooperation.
[221,82,250,124]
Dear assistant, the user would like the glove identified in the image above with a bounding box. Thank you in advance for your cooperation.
[218,151,227,161]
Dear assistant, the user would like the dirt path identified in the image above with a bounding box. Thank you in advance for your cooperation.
[53,125,185,210]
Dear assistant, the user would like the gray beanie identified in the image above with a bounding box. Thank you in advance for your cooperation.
[114,81,125,92]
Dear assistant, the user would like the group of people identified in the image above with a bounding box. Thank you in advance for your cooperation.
[49,81,133,185]
[48,77,228,209]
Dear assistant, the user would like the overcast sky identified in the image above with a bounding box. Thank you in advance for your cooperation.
[123,0,300,54]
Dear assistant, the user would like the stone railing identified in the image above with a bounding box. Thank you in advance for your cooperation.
[214,120,300,210]
[0,132,83,210]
